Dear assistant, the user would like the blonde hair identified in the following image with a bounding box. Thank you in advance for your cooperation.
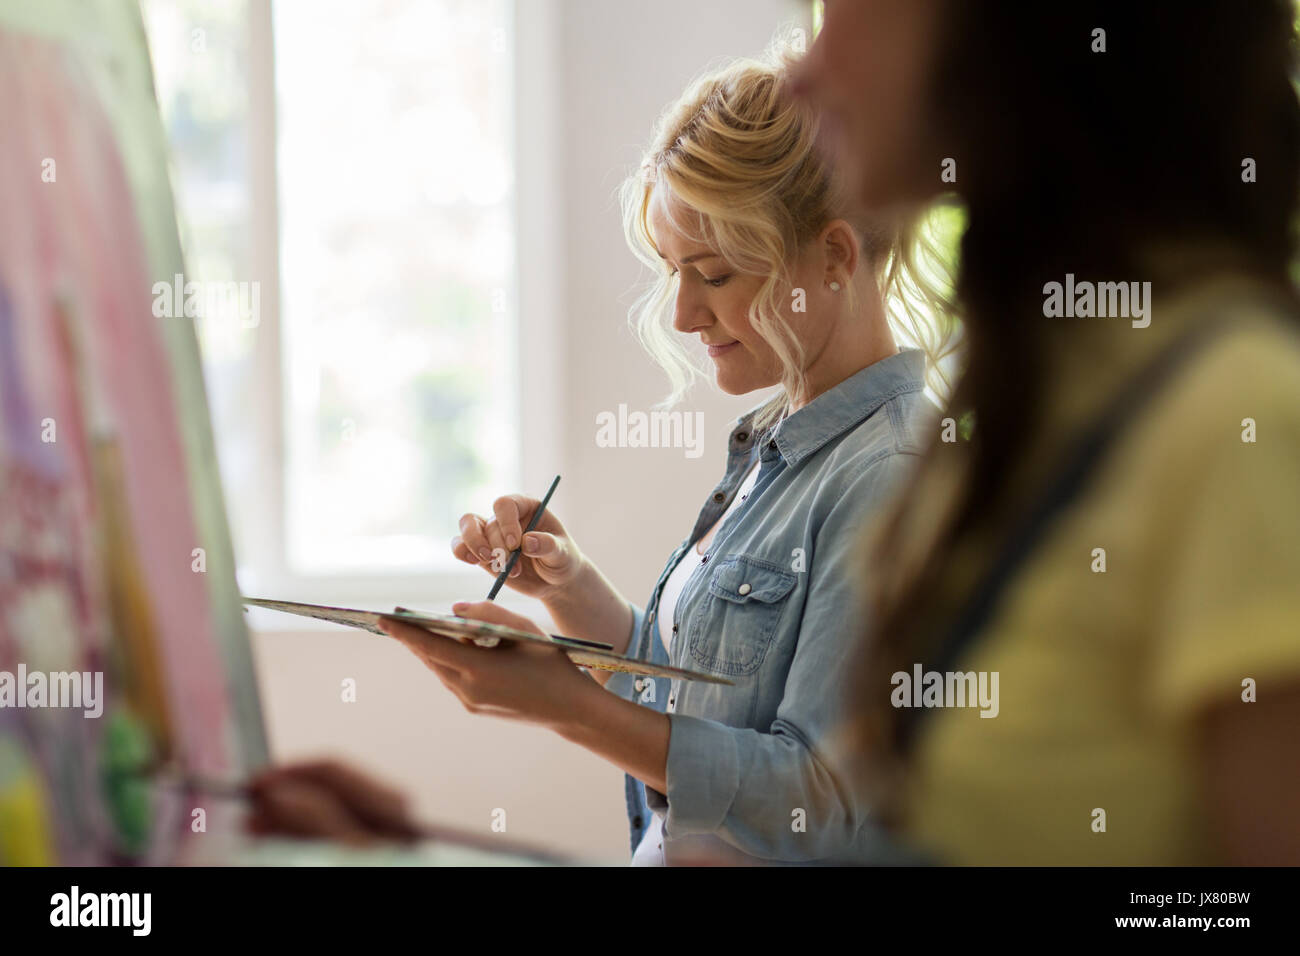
[620,32,959,431]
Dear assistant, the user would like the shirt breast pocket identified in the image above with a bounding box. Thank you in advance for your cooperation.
[686,554,797,677]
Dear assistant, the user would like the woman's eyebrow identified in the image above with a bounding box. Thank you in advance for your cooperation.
[657,251,721,265]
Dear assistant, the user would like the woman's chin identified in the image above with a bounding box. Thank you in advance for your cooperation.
[712,368,773,397]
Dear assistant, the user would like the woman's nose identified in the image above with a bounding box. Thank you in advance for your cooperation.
[671,284,711,334]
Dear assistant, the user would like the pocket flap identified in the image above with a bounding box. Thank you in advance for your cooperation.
[706,555,797,605]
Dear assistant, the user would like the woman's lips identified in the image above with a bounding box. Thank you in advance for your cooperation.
[706,341,740,357]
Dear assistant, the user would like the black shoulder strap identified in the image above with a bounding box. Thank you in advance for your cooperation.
[898,316,1242,750]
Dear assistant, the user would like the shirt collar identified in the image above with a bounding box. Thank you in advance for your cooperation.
[733,349,926,467]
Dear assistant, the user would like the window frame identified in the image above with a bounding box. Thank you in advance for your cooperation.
[238,0,562,612]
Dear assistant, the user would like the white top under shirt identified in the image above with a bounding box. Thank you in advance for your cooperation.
[630,460,761,866]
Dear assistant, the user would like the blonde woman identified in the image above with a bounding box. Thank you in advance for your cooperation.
[376,40,953,864]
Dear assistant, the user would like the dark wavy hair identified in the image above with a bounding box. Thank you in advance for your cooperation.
[852,0,1300,816]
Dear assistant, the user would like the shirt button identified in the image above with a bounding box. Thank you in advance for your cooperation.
[738,583,752,596]
[633,815,644,828]
[735,431,748,442]
[712,492,725,503]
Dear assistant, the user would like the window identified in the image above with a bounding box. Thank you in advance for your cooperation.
[145,0,524,600]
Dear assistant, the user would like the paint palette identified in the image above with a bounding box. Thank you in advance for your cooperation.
[242,597,733,686]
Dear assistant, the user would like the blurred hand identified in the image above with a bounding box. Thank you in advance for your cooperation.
[245,759,420,847]
[452,494,586,601]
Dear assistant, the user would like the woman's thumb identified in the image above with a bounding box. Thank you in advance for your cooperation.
[522,531,569,567]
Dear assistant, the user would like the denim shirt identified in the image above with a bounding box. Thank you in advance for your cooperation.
[604,349,931,864]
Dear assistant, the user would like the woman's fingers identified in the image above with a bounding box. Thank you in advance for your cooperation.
[454,515,513,574]
[487,494,543,571]
[454,496,574,588]
[481,525,511,573]
[449,600,547,637]
[450,534,476,564]
[492,496,529,553]
[452,529,510,576]
[456,513,493,564]
[379,619,473,671]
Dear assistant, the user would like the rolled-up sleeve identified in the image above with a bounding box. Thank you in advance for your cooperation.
[603,602,647,702]
[646,452,918,861]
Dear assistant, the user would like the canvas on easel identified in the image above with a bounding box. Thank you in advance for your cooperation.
[0,0,266,864]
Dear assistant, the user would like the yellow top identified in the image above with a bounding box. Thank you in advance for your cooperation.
[893,272,1300,865]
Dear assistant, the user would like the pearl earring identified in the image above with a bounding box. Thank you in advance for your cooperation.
[828,281,841,292]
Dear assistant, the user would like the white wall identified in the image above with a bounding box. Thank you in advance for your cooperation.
[252,0,811,863]
[556,0,807,593]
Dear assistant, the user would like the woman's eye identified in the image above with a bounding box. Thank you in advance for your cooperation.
[664,267,730,288]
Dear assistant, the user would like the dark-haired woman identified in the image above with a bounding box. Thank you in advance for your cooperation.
[796,0,1300,864]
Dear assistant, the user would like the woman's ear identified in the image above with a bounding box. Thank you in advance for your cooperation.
[820,219,860,289]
